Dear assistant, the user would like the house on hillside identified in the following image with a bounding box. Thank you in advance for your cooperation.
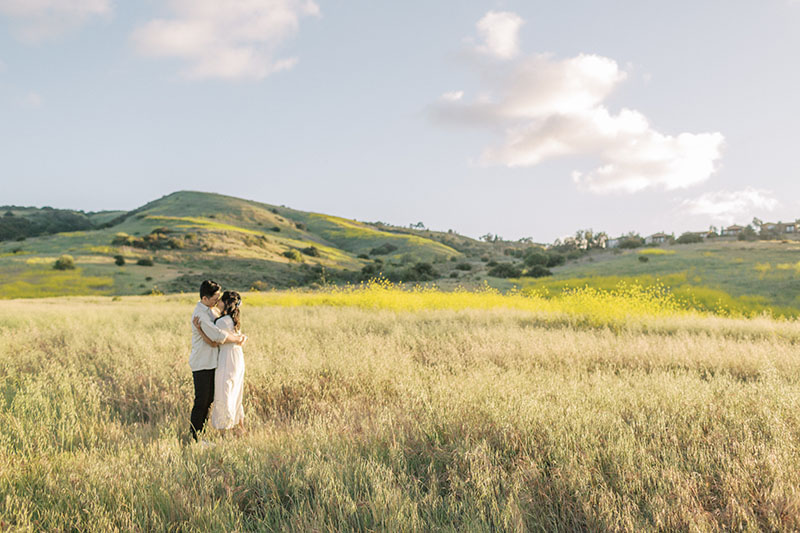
[606,237,623,249]
[645,232,670,245]
[759,221,798,236]
[721,225,745,236]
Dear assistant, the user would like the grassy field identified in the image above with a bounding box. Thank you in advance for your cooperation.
[2,287,800,531]
[510,240,800,317]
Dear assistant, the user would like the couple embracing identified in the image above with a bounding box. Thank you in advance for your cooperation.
[189,280,248,443]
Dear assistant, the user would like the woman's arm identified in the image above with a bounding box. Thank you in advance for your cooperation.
[193,316,246,345]
[192,316,220,347]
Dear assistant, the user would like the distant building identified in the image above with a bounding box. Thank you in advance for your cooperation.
[645,232,670,245]
[721,225,745,236]
[759,221,798,235]
[606,237,623,249]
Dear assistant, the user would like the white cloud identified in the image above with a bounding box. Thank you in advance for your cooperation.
[441,91,464,102]
[680,188,779,224]
[132,0,320,81]
[0,0,110,41]
[21,91,43,108]
[476,11,524,60]
[434,11,725,194]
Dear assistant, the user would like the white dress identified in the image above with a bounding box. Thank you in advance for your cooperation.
[211,315,245,430]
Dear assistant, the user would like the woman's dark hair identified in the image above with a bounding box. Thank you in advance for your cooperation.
[215,290,241,332]
[200,279,221,300]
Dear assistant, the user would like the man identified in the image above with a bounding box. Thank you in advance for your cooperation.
[189,280,245,443]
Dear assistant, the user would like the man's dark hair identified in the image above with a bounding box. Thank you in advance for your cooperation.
[199,280,221,300]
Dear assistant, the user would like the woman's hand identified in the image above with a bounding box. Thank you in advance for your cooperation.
[193,316,220,347]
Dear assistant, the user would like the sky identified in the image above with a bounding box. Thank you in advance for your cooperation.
[1,0,799,243]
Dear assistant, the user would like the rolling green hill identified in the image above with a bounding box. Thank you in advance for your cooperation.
[0,191,493,298]
[5,191,800,315]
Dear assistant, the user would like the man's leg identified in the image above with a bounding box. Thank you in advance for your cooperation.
[190,369,215,441]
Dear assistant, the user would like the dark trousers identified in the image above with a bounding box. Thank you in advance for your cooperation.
[190,369,215,441]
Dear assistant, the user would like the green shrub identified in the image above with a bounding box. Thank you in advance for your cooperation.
[270,226,281,232]
[488,263,521,278]
[361,264,381,277]
[137,258,154,267]
[295,222,306,230]
[546,253,566,267]
[486,260,498,267]
[676,232,703,244]
[112,233,135,246]
[618,236,645,249]
[283,250,303,261]
[401,262,438,282]
[638,255,650,263]
[370,243,399,255]
[53,255,75,270]
[114,255,125,266]
[455,262,472,271]
[524,251,549,267]
[524,265,552,278]
[449,272,459,278]
[357,253,369,259]
[301,246,320,257]
[167,238,184,249]
[738,227,758,241]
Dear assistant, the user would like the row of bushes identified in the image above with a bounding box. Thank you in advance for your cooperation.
[52,255,154,271]
[487,262,552,279]
[112,230,185,250]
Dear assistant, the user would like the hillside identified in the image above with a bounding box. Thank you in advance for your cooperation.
[5,191,800,314]
[0,191,513,298]
[510,240,800,316]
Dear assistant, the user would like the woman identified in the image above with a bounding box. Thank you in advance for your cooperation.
[194,290,247,432]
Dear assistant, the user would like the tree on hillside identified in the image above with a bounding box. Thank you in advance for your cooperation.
[738,226,758,241]
[618,232,645,249]
[676,232,703,244]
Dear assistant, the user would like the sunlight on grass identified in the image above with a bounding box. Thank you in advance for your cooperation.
[638,248,675,255]
[146,215,264,236]
[0,267,114,298]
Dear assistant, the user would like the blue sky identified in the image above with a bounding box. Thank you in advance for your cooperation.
[1,1,799,242]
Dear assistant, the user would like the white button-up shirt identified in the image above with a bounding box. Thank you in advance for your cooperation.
[189,301,227,371]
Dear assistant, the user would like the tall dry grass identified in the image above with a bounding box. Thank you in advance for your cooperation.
[1,292,800,531]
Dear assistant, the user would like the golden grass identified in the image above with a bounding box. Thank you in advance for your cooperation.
[2,291,800,530]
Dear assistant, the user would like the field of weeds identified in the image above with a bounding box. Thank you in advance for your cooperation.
[2,285,800,531]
